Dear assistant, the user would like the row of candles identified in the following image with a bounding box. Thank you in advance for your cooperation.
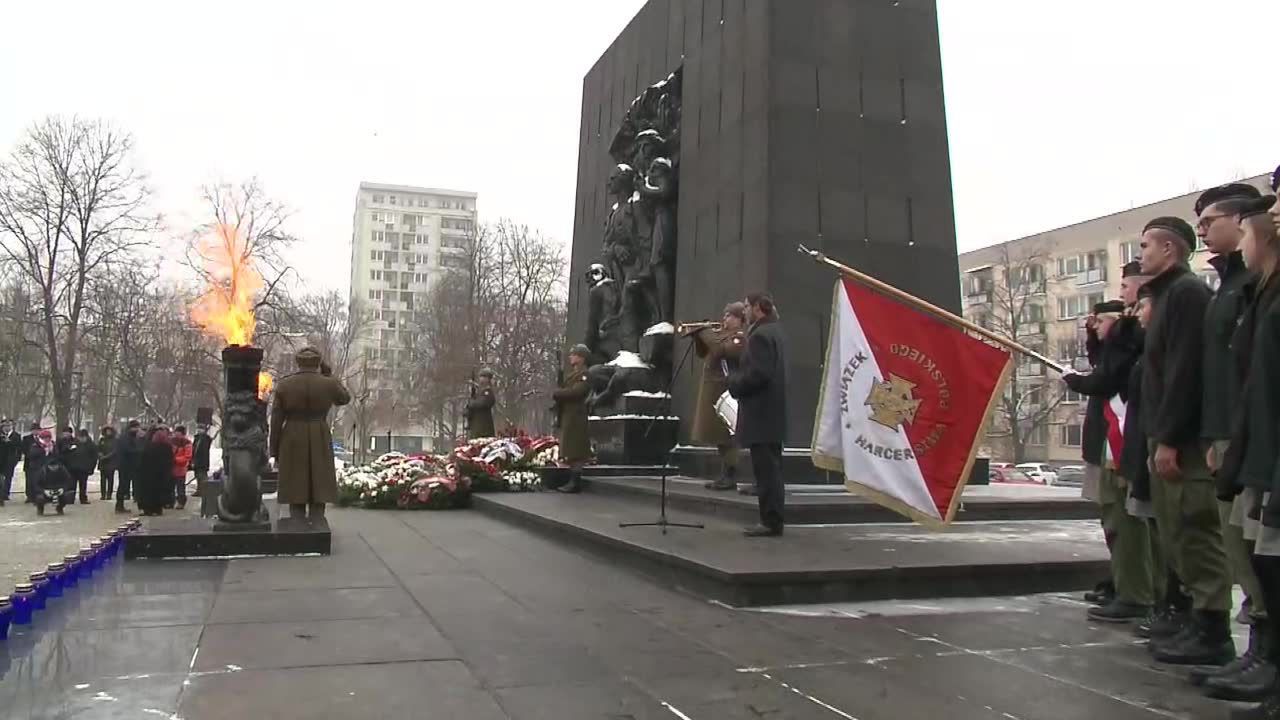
[0,519,141,640]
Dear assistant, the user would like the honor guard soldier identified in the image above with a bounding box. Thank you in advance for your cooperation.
[466,368,497,439]
[270,347,352,523]
[552,345,593,494]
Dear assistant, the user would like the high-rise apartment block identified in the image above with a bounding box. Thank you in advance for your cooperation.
[348,182,478,452]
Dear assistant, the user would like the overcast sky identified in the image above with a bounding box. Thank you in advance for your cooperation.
[1,0,1277,292]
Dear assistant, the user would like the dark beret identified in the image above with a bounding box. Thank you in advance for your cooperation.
[1093,300,1126,315]
[1121,260,1144,278]
[1143,216,1196,249]
[1238,195,1277,221]
[568,344,591,358]
[1195,183,1262,215]
[1271,165,1280,193]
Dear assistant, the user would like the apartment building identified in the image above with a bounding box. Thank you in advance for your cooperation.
[957,174,1270,464]
[348,182,478,453]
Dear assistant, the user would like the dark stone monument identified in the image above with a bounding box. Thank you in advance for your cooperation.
[576,68,684,465]
[568,0,961,468]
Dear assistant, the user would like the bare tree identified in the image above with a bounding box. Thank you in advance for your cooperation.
[186,179,295,347]
[0,116,156,427]
[255,289,370,441]
[82,264,220,425]
[403,220,567,441]
[0,273,50,421]
[965,242,1065,463]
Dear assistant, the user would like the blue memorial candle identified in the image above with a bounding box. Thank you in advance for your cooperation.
[0,596,11,640]
[45,563,66,598]
[28,572,49,611]
[11,585,35,625]
[63,555,81,586]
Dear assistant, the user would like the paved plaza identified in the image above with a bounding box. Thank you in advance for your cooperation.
[0,505,1243,719]
[1,477,141,589]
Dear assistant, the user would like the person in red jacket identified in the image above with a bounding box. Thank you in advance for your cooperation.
[169,425,193,510]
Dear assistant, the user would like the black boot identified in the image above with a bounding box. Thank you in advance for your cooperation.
[1138,606,1191,640]
[1088,599,1151,623]
[706,465,736,491]
[557,471,582,494]
[1231,691,1280,720]
[1195,621,1263,685]
[1084,580,1115,605]
[1153,610,1236,666]
[1208,621,1278,702]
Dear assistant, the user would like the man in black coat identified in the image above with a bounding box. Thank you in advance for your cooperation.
[114,420,144,513]
[21,421,41,503]
[728,292,788,537]
[0,419,21,505]
[1065,298,1151,623]
[96,426,118,500]
[1139,215,1235,667]
[191,423,213,511]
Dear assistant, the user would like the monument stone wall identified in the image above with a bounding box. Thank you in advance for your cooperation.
[568,0,961,447]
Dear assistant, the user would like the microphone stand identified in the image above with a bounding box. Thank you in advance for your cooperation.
[620,332,704,535]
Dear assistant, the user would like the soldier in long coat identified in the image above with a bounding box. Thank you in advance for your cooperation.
[689,302,747,490]
[552,345,593,494]
[270,347,351,522]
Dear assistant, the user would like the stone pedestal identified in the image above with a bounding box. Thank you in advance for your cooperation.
[125,504,331,559]
[589,415,679,466]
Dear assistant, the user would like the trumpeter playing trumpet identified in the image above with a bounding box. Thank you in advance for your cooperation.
[681,302,747,490]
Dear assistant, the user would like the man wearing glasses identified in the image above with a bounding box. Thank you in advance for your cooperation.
[1189,183,1270,687]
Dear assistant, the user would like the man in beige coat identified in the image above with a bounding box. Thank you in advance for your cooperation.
[269,347,351,522]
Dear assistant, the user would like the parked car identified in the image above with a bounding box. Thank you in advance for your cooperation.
[990,467,1040,484]
[990,462,1015,471]
[1055,465,1085,487]
[1016,462,1059,485]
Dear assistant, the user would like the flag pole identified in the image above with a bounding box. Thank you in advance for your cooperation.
[797,244,1068,374]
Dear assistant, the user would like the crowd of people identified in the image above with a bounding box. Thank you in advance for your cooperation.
[1064,168,1280,718]
[0,419,211,518]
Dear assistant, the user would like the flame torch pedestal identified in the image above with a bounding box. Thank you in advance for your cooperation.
[214,345,271,532]
[122,344,332,559]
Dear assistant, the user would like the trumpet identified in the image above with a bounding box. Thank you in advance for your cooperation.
[676,320,723,335]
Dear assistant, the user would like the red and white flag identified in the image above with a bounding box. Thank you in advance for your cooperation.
[812,278,1014,526]
[1102,394,1126,468]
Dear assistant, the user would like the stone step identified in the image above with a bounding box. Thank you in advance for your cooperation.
[582,464,679,478]
[584,476,1099,525]
[473,491,1108,607]
[125,504,331,559]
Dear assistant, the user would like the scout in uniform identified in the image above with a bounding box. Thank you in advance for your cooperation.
[1139,216,1234,667]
